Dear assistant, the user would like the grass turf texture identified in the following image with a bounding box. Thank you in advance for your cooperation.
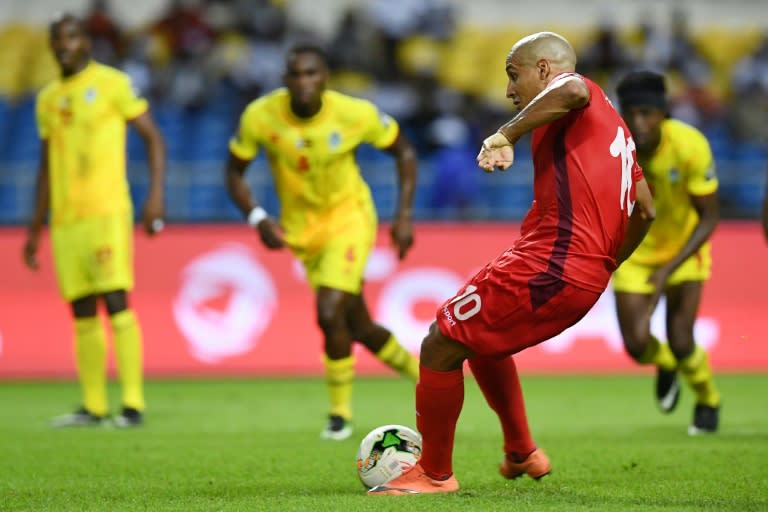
[1,375,767,511]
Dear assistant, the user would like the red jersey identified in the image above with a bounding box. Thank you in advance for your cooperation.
[513,74,643,293]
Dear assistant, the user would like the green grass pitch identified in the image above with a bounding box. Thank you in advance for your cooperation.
[1,374,767,511]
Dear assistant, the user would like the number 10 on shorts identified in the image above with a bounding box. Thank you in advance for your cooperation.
[448,285,482,321]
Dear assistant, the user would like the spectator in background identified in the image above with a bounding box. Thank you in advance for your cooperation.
[151,0,217,108]
[23,13,166,428]
[83,0,123,65]
[578,16,635,85]
[427,115,481,219]
[728,32,768,147]
[666,8,709,77]
[613,70,721,435]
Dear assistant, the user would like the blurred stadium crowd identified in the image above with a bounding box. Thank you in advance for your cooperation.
[0,0,766,223]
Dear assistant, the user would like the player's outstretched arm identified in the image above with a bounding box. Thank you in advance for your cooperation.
[131,111,166,236]
[615,178,655,266]
[224,152,285,249]
[23,140,50,271]
[384,132,417,260]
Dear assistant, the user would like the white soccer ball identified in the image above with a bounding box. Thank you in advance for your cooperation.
[356,424,422,488]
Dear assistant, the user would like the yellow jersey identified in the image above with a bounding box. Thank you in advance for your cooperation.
[36,61,148,226]
[629,119,718,265]
[229,88,399,249]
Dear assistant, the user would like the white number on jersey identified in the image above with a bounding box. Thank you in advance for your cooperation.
[609,126,637,216]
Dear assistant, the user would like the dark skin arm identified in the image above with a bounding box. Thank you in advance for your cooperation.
[22,140,50,270]
[224,152,285,249]
[647,192,719,305]
[382,131,417,260]
[130,110,166,235]
[615,177,655,266]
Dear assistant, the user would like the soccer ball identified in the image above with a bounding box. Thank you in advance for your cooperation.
[356,424,422,488]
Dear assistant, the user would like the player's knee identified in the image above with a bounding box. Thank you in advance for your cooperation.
[102,290,128,315]
[667,333,695,360]
[71,295,98,318]
[622,324,650,361]
[419,323,468,371]
[316,302,344,333]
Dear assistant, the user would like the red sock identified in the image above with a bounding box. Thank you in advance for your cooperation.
[468,355,536,462]
[416,364,464,479]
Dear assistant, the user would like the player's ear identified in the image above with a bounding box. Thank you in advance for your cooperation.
[537,59,549,80]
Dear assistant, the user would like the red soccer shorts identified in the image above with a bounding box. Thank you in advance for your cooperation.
[436,250,602,357]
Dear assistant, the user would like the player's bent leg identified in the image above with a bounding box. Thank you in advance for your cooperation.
[666,282,721,434]
[346,294,419,380]
[615,291,680,412]
[468,355,550,479]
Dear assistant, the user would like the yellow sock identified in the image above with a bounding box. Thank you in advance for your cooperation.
[679,345,721,407]
[324,355,355,420]
[637,335,677,371]
[375,335,419,381]
[110,310,145,411]
[74,316,108,416]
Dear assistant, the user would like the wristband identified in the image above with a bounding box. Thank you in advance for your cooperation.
[247,206,268,227]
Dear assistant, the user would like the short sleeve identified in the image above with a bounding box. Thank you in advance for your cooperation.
[114,74,148,120]
[685,132,718,196]
[632,159,643,182]
[229,103,260,161]
[360,101,399,149]
[35,92,50,139]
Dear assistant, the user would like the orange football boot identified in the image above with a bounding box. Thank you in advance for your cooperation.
[499,448,552,480]
[368,463,460,495]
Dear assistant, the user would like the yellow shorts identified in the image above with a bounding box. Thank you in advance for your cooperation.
[51,212,134,301]
[294,204,377,295]
[612,247,711,294]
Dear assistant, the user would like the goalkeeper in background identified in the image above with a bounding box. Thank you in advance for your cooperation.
[23,13,166,428]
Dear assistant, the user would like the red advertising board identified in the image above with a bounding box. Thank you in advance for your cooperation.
[0,222,765,378]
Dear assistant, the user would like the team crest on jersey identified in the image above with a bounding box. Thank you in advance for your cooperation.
[328,131,341,149]
[84,87,97,103]
[378,110,393,128]
[668,168,680,183]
